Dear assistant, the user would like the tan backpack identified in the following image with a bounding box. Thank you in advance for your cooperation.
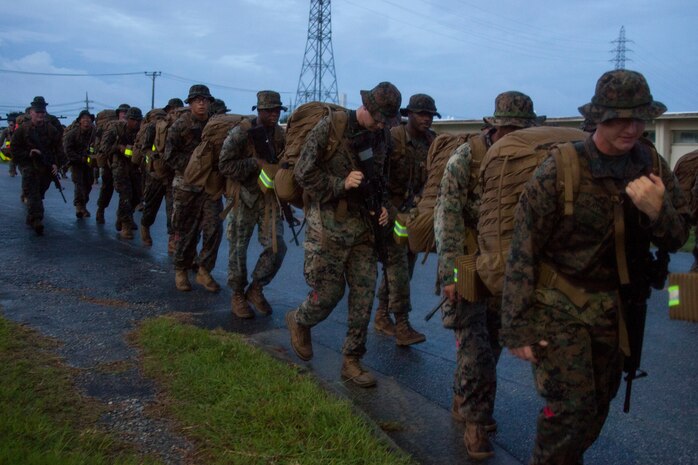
[476,126,588,295]
[275,101,348,207]
[94,109,117,167]
[672,149,698,221]
[183,114,247,199]
[405,132,487,255]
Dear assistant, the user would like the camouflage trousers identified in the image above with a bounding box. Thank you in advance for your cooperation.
[70,162,93,208]
[96,164,114,210]
[226,193,286,292]
[112,158,141,227]
[141,173,173,235]
[376,240,417,314]
[296,236,377,357]
[452,296,502,425]
[172,186,223,272]
[527,289,623,465]
[9,160,17,175]
[20,165,52,224]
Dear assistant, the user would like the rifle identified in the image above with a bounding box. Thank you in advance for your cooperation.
[424,297,447,321]
[249,124,302,244]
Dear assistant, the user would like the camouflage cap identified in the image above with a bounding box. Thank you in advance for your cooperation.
[484,91,539,128]
[77,109,95,122]
[578,69,666,124]
[164,98,184,111]
[145,108,167,123]
[211,98,230,115]
[185,84,214,104]
[30,96,48,111]
[115,103,131,115]
[360,81,402,123]
[400,93,441,118]
[126,107,143,121]
[252,90,287,111]
[6,111,22,122]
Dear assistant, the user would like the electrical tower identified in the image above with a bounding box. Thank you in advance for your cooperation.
[295,0,339,108]
[610,26,633,70]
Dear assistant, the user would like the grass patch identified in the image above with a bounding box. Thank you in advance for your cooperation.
[134,316,416,465]
[0,316,160,465]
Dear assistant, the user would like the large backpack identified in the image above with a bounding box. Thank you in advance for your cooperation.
[183,113,247,199]
[405,131,488,256]
[672,149,698,221]
[275,101,348,207]
[94,109,117,167]
[476,126,588,295]
[132,109,167,167]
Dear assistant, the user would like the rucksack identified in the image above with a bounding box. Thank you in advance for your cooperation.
[275,101,348,207]
[153,107,190,154]
[94,109,117,167]
[405,131,488,256]
[476,126,588,295]
[133,109,167,167]
[672,149,698,220]
[183,113,247,198]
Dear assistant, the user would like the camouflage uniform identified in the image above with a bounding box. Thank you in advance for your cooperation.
[1,116,18,176]
[436,91,541,460]
[138,110,173,238]
[102,107,142,232]
[164,87,219,277]
[501,70,690,465]
[288,83,400,374]
[10,97,64,233]
[63,116,96,217]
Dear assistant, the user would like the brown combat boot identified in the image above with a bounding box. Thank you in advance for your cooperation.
[373,305,395,336]
[464,424,494,460]
[231,291,254,319]
[32,219,44,236]
[245,281,272,315]
[167,234,176,255]
[175,269,192,292]
[140,225,153,246]
[285,309,312,360]
[195,268,221,293]
[96,208,105,224]
[394,313,426,346]
[119,221,134,240]
[82,207,91,218]
[451,395,498,432]
[75,205,85,219]
[340,356,376,388]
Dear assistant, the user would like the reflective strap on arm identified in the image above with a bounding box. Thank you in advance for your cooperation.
[258,168,274,190]
[393,219,408,238]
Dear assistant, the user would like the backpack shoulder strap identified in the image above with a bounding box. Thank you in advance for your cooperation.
[552,141,581,216]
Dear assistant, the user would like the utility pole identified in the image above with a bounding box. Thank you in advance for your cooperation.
[145,71,162,110]
[295,0,339,107]
[84,92,93,112]
[610,26,632,70]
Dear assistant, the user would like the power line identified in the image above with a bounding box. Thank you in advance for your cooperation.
[0,69,144,77]
[160,72,294,94]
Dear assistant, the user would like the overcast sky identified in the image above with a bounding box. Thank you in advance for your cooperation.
[1,0,696,123]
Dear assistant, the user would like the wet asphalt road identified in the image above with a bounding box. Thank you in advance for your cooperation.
[0,169,697,465]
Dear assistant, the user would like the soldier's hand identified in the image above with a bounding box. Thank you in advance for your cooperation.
[30,149,41,157]
[51,164,58,176]
[626,173,665,221]
[378,207,389,226]
[344,171,364,190]
[509,340,548,363]
[443,283,458,303]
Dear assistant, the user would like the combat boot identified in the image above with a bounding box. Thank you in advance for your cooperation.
[82,207,91,218]
[394,313,426,346]
[195,268,221,293]
[140,225,153,246]
[32,219,44,236]
[115,218,122,231]
[167,234,177,255]
[75,205,84,219]
[9,168,16,177]
[232,291,254,319]
[451,395,497,432]
[245,281,272,315]
[119,221,134,240]
[464,424,494,460]
[340,356,376,388]
[96,208,105,224]
[285,309,312,360]
[175,269,192,292]
[373,305,395,337]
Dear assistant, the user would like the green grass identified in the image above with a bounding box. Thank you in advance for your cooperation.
[0,316,161,465]
[134,316,416,465]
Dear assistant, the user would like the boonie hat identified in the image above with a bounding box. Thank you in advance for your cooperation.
[400,93,440,118]
[484,91,539,128]
[360,81,402,124]
[252,90,287,111]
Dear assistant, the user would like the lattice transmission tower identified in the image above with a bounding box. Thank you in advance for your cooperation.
[295,0,339,107]
[610,26,633,70]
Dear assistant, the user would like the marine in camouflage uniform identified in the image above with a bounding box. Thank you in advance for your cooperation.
[285,82,401,388]
[96,103,130,225]
[10,97,64,235]
[502,70,690,465]
[102,107,143,239]
[164,85,221,292]
[435,91,540,459]
[219,90,287,318]
[1,113,20,176]
[374,94,439,345]
[63,110,96,218]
